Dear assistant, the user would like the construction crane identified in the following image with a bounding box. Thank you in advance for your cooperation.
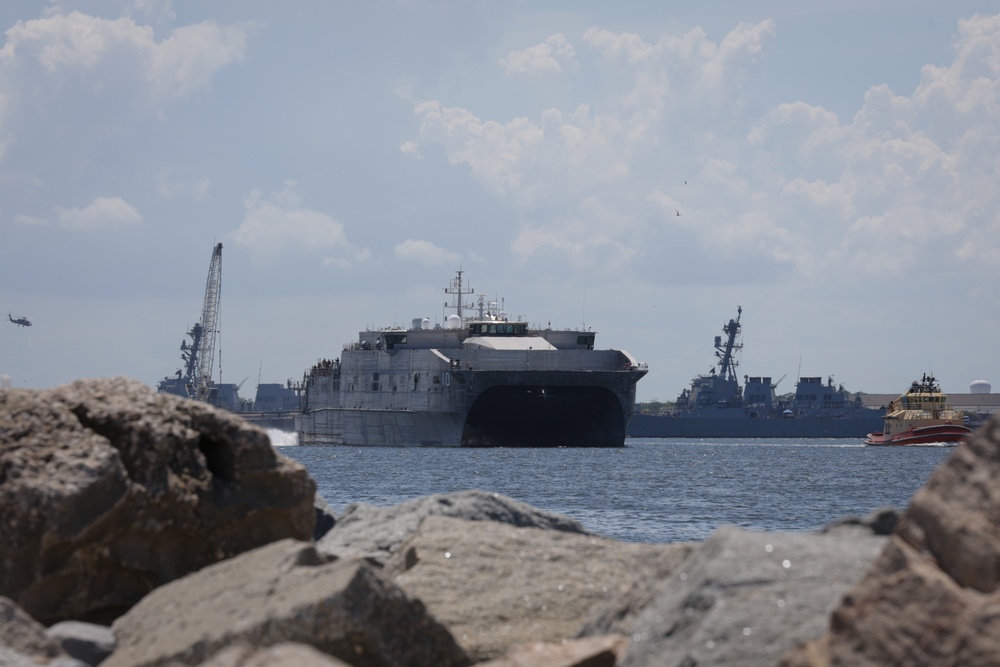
[193,242,223,401]
[157,242,223,402]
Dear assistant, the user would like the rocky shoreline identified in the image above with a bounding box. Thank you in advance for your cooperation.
[2,377,998,666]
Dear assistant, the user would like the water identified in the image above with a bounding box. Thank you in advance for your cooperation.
[274,434,954,543]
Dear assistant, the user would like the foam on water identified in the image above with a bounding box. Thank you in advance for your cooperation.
[267,429,299,447]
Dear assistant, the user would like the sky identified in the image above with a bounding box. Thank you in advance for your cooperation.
[1,0,998,403]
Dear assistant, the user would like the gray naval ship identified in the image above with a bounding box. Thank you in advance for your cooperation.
[297,270,648,447]
[627,307,884,438]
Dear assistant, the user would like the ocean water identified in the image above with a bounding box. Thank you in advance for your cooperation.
[274,433,954,543]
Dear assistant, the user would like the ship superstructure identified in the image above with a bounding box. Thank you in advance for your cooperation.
[297,270,647,447]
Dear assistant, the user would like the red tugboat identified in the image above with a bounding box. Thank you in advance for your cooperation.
[864,374,972,446]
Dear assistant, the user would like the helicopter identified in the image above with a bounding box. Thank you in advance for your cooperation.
[8,313,31,327]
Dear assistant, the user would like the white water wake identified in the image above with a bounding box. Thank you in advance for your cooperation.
[267,428,299,447]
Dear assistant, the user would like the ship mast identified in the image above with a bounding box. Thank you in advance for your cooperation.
[715,306,742,383]
[443,268,475,321]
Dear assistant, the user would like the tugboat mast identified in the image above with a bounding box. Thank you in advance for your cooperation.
[715,306,742,383]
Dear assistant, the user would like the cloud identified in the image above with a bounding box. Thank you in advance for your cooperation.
[499,34,578,78]
[55,196,143,230]
[156,170,211,200]
[0,10,251,105]
[393,239,460,266]
[13,213,46,226]
[410,15,1000,284]
[399,140,420,157]
[231,181,369,266]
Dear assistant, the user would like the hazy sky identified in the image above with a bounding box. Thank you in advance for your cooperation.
[1,0,998,403]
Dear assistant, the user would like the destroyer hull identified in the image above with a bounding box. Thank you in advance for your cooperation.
[628,413,885,439]
[864,423,972,446]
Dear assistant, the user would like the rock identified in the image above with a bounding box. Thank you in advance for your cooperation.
[314,493,337,541]
[194,642,354,667]
[0,596,67,663]
[613,523,887,667]
[382,514,694,662]
[47,621,115,666]
[0,377,316,625]
[475,635,627,667]
[104,538,470,667]
[781,416,1000,666]
[824,506,900,536]
[318,489,587,565]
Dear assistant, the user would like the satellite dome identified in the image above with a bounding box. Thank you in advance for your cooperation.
[970,380,991,394]
[421,317,431,330]
[446,314,462,329]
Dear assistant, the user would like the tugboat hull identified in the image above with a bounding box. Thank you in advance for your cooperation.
[864,423,972,446]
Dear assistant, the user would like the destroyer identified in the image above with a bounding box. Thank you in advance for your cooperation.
[627,307,884,438]
[297,270,647,447]
[864,374,972,446]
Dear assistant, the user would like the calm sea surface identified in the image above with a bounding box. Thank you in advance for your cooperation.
[275,434,953,543]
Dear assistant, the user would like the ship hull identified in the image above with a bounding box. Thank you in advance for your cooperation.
[628,412,885,439]
[864,423,972,446]
[298,350,645,448]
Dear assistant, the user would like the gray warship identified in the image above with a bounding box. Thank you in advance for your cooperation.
[627,307,884,438]
[297,270,648,447]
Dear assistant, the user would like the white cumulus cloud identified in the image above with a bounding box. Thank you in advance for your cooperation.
[55,196,143,230]
[231,181,368,266]
[393,239,460,265]
[499,34,578,78]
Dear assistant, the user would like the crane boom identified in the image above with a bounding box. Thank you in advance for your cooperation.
[194,243,223,401]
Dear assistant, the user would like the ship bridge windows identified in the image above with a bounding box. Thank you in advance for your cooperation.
[577,334,595,349]
[468,322,527,336]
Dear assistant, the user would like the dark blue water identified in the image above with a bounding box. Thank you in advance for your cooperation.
[277,436,953,543]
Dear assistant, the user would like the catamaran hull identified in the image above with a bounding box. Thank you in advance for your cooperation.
[298,364,645,448]
[864,423,972,446]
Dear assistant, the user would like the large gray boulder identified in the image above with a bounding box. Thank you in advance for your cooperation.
[318,489,587,565]
[193,643,354,667]
[607,523,887,667]
[782,416,1000,666]
[104,538,470,667]
[0,377,316,624]
[382,514,695,662]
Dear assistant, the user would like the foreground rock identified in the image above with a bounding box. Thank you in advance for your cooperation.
[194,642,354,667]
[104,538,470,667]
[477,635,628,667]
[782,416,1000,666]
[383,515,695,662]
[600,523,887,667]
[47,621,116,666]
[0,377,316,624]
[319,490,588,565]
[0,596,70,665]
